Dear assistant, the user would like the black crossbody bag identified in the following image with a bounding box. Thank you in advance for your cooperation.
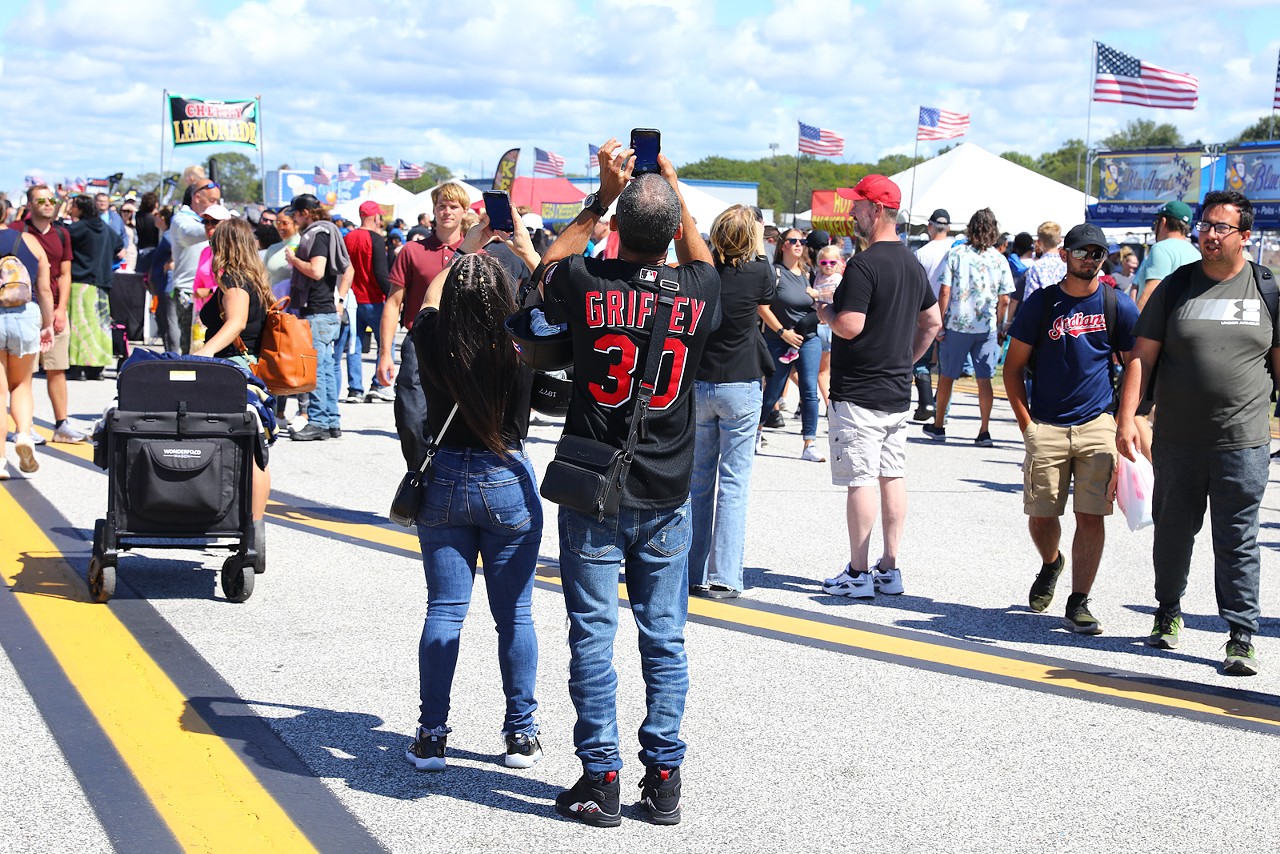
[388,403,459,527]
[539,271,679,521]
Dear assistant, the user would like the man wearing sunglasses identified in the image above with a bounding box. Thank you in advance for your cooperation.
[1117,189,1276,675]
[168,178,222,353]
[1003,223,1138,635]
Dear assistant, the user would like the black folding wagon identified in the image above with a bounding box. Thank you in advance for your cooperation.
[90,356,267,603]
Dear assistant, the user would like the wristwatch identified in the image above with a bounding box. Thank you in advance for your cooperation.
[582,193,609,218]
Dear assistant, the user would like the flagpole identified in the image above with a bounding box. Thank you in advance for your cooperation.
[792,139,802,227]
[1082,41,1097,216]
[907,121,920,231]
[160,89,168,189]
[256,95,266,206]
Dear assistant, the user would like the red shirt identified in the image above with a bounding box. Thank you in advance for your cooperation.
[10,218,71,305]
[343,227,382,305]
[389,233,462,329]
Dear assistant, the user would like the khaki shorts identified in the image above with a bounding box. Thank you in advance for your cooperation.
[1022,412,1117,517]
[40,325,70,371]
[828,401,909,487]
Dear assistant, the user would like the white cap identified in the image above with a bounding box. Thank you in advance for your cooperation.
[521,212,544,231]
[203,203,235,221]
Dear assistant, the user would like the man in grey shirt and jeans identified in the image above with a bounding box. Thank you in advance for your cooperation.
[1116,189,1279,676]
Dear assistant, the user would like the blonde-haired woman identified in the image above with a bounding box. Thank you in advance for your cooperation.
[688,205,776,599]
[194,217,273,542]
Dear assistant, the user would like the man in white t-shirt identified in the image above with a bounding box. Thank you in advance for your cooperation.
[911,208,951,420]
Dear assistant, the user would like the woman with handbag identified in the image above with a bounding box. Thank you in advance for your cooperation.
[193,217,273,557]
[403,220,545,773]
[688,206,775,599]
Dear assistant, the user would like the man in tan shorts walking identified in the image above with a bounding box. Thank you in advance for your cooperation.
[1002,223,1139,633]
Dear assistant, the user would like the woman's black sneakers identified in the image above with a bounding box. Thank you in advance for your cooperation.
[405,729,446,772]
[555,771,621,827]
[504,732,543,768]
[638,766,682,825]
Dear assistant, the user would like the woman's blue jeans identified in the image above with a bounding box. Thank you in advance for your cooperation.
[690,379,762,591]
[415,447,542,736]
[761,334,822,440]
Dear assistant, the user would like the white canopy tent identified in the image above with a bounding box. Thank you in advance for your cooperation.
[330,182,421,222]
[889,143,1096,235]
[403,179,484,223]
[601,181,733,231]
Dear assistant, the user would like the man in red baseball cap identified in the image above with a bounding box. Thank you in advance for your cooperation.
[817,174,941,600]
[343,199,393,402]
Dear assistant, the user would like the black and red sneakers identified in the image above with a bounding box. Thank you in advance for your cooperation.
[555,771,621,827]
[638,766,682,825]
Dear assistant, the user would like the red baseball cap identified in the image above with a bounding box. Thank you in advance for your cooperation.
[836,174,902,208]
[358,200,383,218]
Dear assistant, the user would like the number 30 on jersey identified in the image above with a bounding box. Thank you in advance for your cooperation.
[588,333,688,410]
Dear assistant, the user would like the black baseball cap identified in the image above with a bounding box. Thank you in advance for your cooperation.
[1062,223,1108,251]
[928,209,950,226]
[287,193,322,213]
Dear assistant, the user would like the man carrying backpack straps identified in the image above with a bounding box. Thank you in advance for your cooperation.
[1003,223,1139,635]
[1117,189,1279,675]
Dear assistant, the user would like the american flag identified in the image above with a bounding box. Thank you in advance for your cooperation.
[917,107,970,141]
[336,163,360,182]
[534,148,566,176]
[372,163,396,182]
[313,167,331,186]
[398,160,423,180]
[587,143,600,171]
[1093,43,1198,110]
[1274,50,1280,110]
[798,122,844,156]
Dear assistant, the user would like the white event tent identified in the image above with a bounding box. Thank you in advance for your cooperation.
[888,143,1095,235]
[330,181,419,222]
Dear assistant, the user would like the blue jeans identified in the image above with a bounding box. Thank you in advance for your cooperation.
[762,334,821,440]
[306,312,341,428]
[690,380,762,591]
[1151,440,1269,635]
[416,447,542,734]
[334,314,359,394]
[355,301,386,391]
[558,502,691,774]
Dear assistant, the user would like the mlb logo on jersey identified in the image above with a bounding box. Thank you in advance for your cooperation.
[639,268,658,283]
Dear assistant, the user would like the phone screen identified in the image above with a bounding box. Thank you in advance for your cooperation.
[483,191,515,232]
[631,129,660,174]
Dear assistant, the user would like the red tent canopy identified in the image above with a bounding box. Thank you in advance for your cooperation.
[509,176,586,223]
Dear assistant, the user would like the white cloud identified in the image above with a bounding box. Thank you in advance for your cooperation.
[1,0,1277,194]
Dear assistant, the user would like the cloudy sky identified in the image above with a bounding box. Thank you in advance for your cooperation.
[1,0,1278,194]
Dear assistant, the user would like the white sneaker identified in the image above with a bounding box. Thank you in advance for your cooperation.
[14,436,38,473]
[0,458,9,480]
[800,444,826,463]
[755,431,765,454]
[29,430,47,446]
[872,563,904,595]
[366,385,396,403]
[52,423,87,444]
[822,566,875,599]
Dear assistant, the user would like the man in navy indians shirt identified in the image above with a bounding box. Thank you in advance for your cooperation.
[1003,223,1138,636]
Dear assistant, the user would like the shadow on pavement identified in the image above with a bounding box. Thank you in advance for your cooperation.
[184,697,562,814]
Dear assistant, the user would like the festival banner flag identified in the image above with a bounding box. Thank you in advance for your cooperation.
[371,163,396,182]
[917,107,969,141]
[1090,148,1202,225]
[313,167,332,186]
[534,148,566,177]
[1273,49,1280,110]
[798,122,844,156]
[587,143,600,171]
[493,148,520,193]
[87,177,111,189]
[168,94,260,148]
[336,163,360,182]
[1223,145,1280,228]
[1093,43,1198,110]
[398,160,423,180]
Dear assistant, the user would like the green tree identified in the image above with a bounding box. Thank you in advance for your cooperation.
[1036,138,1088,190]
[1100,119,1184,150]
[359,156,386,171]
[1000,151,1037,170]
[1228,116,1279,144]
[205,151,262,204]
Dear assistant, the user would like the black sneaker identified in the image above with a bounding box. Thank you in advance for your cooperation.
[638,766,681,825]
[974,431,993,448]
[555,771,621,827]
[912,404,935,422]
[504,732,543,769]
[922,423,946,441]
[289,423,328,441]
[1062,593,1103,635]
[1028,552,1064,612]
[1224,630,1260,676]
[764,410,786,429]
[405,728,447,772]
[328,427,342,439]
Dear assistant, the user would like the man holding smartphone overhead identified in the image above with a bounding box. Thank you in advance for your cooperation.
[538,135,720,828]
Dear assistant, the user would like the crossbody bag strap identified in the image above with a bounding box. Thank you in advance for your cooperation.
[417,403,460,475]
[621,274,681,460]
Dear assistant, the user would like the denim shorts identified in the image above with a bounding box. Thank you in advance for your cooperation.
[817,323,832,353]
[938,329,998,379]
[0,302,40,357]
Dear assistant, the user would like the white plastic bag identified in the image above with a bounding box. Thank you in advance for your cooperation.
[1116,453,1154,532]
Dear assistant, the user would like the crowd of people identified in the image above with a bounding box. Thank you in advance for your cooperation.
[1,138,1274,826]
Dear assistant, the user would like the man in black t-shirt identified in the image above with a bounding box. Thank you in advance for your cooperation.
[540,139,719,828]
[816,175,940,600]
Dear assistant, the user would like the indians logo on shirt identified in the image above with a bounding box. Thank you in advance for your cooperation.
[1047,310,1107,340]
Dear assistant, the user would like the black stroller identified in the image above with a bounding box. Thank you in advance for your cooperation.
[90,357,267,603]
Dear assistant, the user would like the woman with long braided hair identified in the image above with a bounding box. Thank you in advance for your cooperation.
[403,219,545,774]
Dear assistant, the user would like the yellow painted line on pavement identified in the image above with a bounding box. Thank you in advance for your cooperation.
[0,488,317,854]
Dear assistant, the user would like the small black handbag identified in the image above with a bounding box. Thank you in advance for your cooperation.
[539,271,679,521]
[388,403,459,527]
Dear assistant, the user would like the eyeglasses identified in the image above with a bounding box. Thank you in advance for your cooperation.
[818,260,841,267]
[202,219,220,228]
[1069,248,1106,261]
[32,198,56,206]
[1195,221,1242,236]
[784,238,805,245]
